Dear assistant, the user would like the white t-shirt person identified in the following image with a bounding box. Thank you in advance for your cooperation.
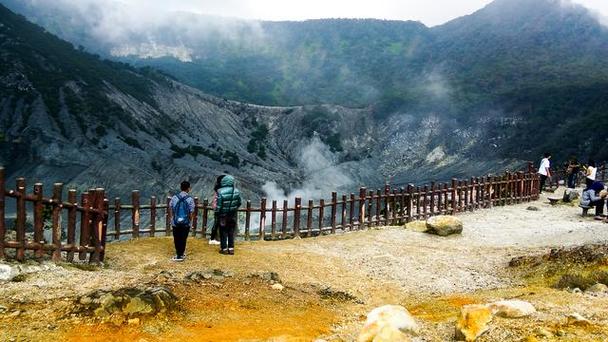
[587,166,597,181]
[538,158,551,176]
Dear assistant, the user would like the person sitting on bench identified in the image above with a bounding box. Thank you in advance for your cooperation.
[580,181,607,218]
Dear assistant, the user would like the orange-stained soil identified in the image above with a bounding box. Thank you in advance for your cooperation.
[62,279,344,342]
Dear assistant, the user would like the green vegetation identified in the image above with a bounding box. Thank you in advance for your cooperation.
[170,144,240,168]
[246,121,269,160]
[301,107,344,153]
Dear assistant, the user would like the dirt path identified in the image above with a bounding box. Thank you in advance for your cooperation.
[1,190,608,341]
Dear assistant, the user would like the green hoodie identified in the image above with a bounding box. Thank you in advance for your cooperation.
[215,175,242,216]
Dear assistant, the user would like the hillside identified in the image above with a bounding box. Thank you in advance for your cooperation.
[4,0,608,162]
[1,4,526,200]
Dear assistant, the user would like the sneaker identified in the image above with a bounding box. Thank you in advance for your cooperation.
[171,255,185,262]
[219,249,230,255]
[228,249,234,255]
[208,240,220,245]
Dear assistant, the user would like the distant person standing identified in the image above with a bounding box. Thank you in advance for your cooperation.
[169,181,195,262]
[215,175,242,255]
[208,175,225,246]
[566,157,580,189]
[537,153,551,193]
[586,160,597,188]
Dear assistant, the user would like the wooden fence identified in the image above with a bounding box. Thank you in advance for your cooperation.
[0,167,108,263]
[105,169,540,242]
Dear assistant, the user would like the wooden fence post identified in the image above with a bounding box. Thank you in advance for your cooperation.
[66,190,77,262]
[406,184,414,223]
[319,199,325,234]
[166,196,172,236]
[33,183,44,259]
[341,195,347,230]
[359,187,366,230]
[150,196,156,237]
[294,197,301,238]
[282,200,288,238]
[271,200,277,239]
[202,199,209,239]
[429,182,436,216]
[78,192,90,261]
[114,198,121,240]
[307,200,313,236]
[451,179,458,215]
[399,187,406,224]
[245,200,252,240]
[375,189,381,225]
[422,185,429,219]
[192,197,199,237]
[16,178,26,262]
[330,192,337,234]
[132,190,140,238]
[349,193,355,230]
[101,197,109,262]
[0,167,4,259]
[259,198,267,240]
[51,184,64,262]
[91,188,105,263]
[367,190,374,226]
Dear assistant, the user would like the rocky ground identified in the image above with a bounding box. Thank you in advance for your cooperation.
[0,190,608,341]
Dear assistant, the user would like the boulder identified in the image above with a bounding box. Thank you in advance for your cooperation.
[404,221,428,232]
[358,305,419,342]
[585,283,608,294]
[78,286,177,318]
[455,304,493,341]
[489,300,536,318]
[566,313,591,326]
[426,216,463,236]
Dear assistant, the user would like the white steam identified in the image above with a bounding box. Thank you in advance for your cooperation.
[15,0,266,61]
[262,136,353,205]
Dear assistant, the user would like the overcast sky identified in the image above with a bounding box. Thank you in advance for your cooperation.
[114,0,608,26]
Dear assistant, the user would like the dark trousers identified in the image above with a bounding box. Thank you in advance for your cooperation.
[539,175,548,192]
[586,177,594,188]
[592,199,605,216]
[172,225,190,257]
[210,220,219,241]
[219,214,237,250]
[567,173,577,188]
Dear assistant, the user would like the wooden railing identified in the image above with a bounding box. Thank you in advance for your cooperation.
[105,170,540,242]
[0,167,108,263]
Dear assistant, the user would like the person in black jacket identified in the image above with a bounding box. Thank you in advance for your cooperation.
[215,175,242,255]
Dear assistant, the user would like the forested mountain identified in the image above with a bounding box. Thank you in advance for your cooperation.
[1,0,608,200]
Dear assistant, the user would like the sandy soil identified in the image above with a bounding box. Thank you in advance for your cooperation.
[1,190,608,341]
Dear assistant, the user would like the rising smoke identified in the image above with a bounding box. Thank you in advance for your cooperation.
[262,136,353,205]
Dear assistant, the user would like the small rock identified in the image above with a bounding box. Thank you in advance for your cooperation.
[455,304,493,341]
[0,305,8,313]
[123,297,154,315]
[526,206,540,211]
[570,288,583,294]
[0,264,14,281]
[534,327,553,338]
[585,283,608,293]
[555,329,565,337]
[128,318,140,326]
[79,297,92,305]
[489,300,536,318]
[243,280,251,286]
[426,216,463,236]
[271,283,284,291]
[567,313,591,326]
[8,310,21,318]
[358,305,419,342]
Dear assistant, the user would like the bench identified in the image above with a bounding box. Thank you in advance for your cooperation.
[547,197,561,205]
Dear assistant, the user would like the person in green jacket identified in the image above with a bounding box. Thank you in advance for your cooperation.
[215,175,242,255]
